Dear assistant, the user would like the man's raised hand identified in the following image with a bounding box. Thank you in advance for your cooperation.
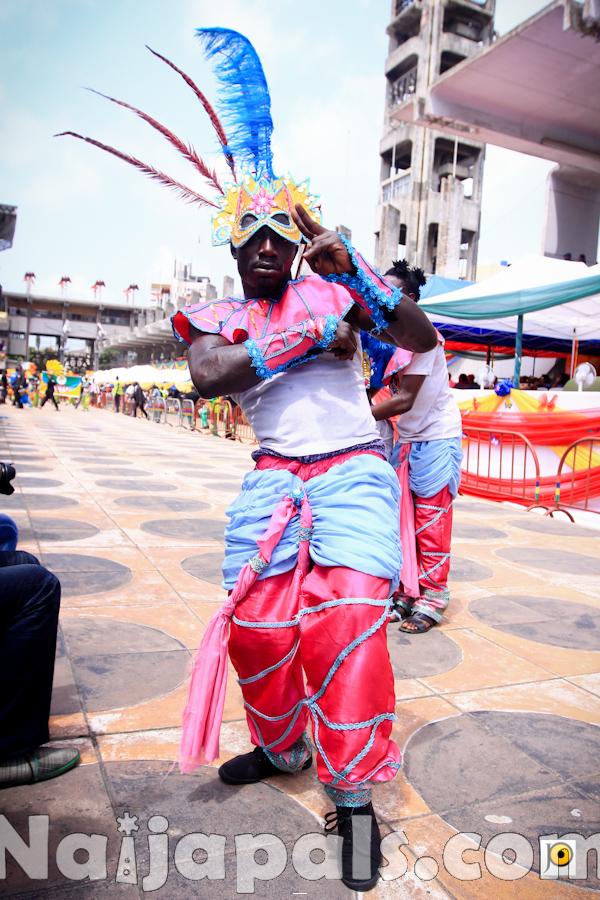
[292,204,354,277]
[328,320,357,361]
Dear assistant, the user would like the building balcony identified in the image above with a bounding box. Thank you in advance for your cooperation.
[385,37,421,77]
[389,66,418,107]
[387,0,422,39]
[381,172,412,206]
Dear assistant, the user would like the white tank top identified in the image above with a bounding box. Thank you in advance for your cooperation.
[232,346,380,457]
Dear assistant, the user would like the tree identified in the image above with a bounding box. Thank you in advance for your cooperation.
[99,348,118,368]
[29,347,61,370]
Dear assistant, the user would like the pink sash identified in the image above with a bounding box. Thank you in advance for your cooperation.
[397,443,419,598]
[179,492,312,773]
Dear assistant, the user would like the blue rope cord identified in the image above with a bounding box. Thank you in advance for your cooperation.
[232,596,388,630]
[238,639,300,685]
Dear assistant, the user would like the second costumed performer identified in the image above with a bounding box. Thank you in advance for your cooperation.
[61,28,437,891]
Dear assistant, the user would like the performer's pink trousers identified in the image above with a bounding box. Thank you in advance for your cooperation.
[228,453,400,789]
[399,485,453,622]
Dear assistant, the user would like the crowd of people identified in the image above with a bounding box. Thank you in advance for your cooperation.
[0,367,201,416]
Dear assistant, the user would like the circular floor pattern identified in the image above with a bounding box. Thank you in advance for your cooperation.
[83,466,151,476]
[174,467,220,478]
[470,593,600,650]
[449,555,494,582]
[22,517,100,543]
[42,553,132,596]
[94,478,177,492]
[206,480,241,491]
[141,517,226,541]
[16,476,65,488]
[113,495,209,513]
[387,626,461,678]
[99,760,349,897]
[181,551,224,585]
[2,493,78,510]
[452,522,507,540]
[61,617,189,711]
[8,464,51,474]
[497,546,600,577]
[507,516,598,538]
[404,710,600,886]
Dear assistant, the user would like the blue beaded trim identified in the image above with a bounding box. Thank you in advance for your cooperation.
[249,554,268,574]
[323,234,402,333]
[324,785,372,808]
[244,314,340,381]
[263,732,312,774]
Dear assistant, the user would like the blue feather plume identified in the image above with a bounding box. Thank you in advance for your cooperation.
[196,28,274,179]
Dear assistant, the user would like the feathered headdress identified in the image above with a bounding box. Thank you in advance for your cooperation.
[56,28,320,248]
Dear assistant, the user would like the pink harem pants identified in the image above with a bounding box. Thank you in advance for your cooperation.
[228,451,401,790]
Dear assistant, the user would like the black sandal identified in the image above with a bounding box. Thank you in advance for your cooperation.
[399,612,436,634]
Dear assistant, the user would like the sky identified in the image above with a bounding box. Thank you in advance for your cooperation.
[0,0,554,306]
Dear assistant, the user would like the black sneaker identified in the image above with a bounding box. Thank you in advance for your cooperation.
[218,746,312,785]
[324,802,382,892]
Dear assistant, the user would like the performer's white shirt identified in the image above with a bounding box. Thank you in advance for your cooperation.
[231,343,380,457]
[394,344,462,443]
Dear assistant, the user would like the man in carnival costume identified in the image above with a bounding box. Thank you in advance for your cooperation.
[59,29,436,891]
[362,261,463,634]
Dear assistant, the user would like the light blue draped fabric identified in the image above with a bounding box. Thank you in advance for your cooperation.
[391,437,463,498]
[223,454,401,589]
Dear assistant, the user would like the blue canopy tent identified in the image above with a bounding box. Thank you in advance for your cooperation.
[419,256,600,382]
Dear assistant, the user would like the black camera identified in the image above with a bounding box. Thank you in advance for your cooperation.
[0,461,16,495]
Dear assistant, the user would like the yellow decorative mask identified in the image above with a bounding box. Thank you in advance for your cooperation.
[212,173,321,248]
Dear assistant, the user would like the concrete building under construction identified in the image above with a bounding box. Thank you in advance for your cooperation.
[375,0,495,279]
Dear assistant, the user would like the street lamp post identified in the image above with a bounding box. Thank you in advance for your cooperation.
[23,271,35,362]
[58,275,71,298]
[91,280,106,303]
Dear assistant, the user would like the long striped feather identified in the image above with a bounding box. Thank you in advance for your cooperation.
[145,45,236,181]
[196,28,274,179]
[54,132,219,208]
[86,88,223,194]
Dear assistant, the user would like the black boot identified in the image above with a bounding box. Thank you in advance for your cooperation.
[218,746,312,785]
[324,802,382,892]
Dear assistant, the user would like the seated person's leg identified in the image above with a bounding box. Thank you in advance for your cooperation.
[0,562,80,786]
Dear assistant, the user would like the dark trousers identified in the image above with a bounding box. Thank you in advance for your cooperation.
[114,394,121,413]
[40,394,59,410]
[0,551,61,759]
[133,400,148,419]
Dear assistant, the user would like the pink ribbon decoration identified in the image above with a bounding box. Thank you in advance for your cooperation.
[397,444,420,598]
[179,493,303,772]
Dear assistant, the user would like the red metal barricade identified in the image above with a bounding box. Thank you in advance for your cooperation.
[460,426,543,507]
[548,438,600,520]
[232,406,256,443]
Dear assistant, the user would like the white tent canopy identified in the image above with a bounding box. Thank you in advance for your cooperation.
[420,256,600,344]
[92,365,191,386]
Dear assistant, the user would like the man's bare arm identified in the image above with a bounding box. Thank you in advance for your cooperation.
[186,320,359,397]
[187,328,261,397]
[371,375,425,420]
[292,205,437,353]
[345,305,435,353]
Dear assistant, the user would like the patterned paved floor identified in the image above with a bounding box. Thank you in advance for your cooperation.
[1,404,599,898]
